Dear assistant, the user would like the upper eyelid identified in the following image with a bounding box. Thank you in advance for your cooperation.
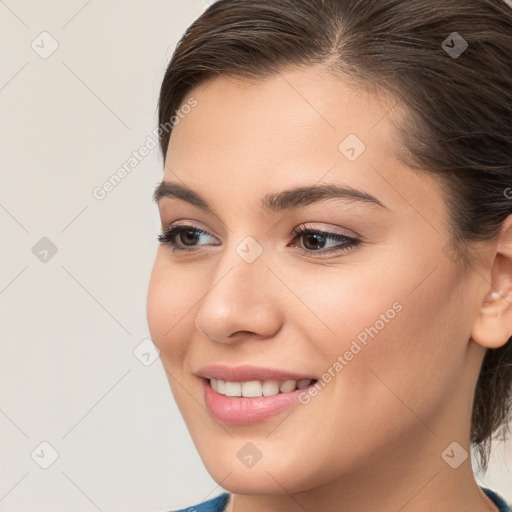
[162,219,219,236]
[291,224,359,239]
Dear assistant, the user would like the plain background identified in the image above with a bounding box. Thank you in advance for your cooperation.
[0,1,510,510]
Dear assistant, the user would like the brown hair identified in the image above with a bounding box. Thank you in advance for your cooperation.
[157,0,512,471]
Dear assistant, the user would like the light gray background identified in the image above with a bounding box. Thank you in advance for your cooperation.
[0,1,510,511]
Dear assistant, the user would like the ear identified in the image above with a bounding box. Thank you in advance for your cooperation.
[471,215,512,349]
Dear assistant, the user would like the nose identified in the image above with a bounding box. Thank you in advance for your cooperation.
[194,240,282,344]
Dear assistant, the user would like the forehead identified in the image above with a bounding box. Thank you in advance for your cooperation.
[167,68,399,172]
[171,67,399,151]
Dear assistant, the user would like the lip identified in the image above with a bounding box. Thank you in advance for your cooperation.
[199,377,317,425]
[195,364,318,382]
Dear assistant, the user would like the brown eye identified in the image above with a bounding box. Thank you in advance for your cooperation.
[290,226,360,257]
[157,225,219,252]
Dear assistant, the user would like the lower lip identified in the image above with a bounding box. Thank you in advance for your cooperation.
[201,378,316,425]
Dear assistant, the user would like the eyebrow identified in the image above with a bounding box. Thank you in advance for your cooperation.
[152,180,387,213]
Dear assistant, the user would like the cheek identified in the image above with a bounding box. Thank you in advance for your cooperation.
[146,256,198,361]
[338,266,465,431]
[302,253,464,422]
[287,260,406,350]
[146,259,203,413]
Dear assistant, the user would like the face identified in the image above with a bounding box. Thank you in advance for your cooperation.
[146,66,487,495]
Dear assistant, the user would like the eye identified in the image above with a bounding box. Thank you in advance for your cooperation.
[288,225,360,257]
[157,224,220,253]
[157,223,361,257]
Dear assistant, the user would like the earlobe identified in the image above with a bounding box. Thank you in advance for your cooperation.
[471,216,512,350]
[471,290,512,349]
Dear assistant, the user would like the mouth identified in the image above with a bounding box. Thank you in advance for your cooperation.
[200,377,320,425]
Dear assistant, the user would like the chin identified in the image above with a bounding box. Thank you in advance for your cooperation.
[195,441,328,496]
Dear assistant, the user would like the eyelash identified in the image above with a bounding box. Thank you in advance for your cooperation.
[157,224,361,257]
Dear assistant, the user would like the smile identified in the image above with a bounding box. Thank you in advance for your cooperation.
[200,377,320,425]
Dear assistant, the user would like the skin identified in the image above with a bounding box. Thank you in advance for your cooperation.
[146,65,512,512]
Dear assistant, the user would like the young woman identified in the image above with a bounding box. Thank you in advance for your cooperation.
[146,0,512,510]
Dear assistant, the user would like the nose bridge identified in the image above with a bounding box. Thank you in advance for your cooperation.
[204,232,268,312]
[214,230,269,292]
[194,232,280,342]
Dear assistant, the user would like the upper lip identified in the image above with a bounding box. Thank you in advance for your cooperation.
[195,364,318,382]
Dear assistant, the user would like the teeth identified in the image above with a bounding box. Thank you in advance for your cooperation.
[297,379,312,389]
[279,380,296,393]
[262,380,280,396]
[209,378,315,397]
[224,381,242,396]
[242,381,264,397]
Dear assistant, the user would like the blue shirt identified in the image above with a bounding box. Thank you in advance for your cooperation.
[170,487,511,512]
